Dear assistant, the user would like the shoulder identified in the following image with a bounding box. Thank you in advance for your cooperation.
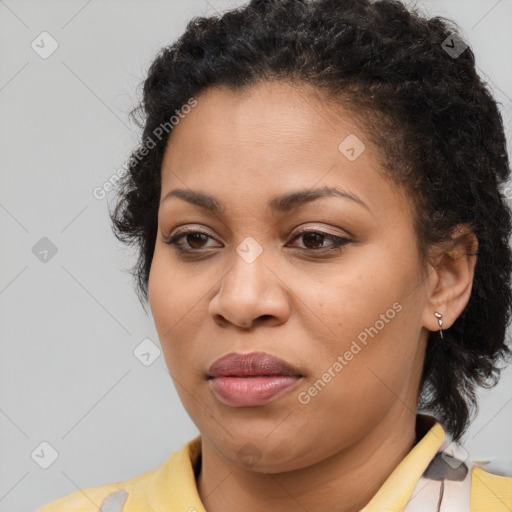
[36,464,159,512]
[36,437,202,512]
[471,465,512,512]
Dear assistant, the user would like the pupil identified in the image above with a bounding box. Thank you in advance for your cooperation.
[304,233,323,248]
[188,233,207,248]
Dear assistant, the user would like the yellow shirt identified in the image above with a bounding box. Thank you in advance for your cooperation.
[38,416,512,512]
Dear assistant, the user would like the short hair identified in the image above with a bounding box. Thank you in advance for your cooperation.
[110,0,512,441]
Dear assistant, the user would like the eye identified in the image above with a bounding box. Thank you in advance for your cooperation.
[163,227,352,256]
[288,229,351,252]
[163,229,220,253]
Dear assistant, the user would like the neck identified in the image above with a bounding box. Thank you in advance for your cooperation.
[197,408,425,512]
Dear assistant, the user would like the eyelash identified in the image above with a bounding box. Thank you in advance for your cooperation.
[163,228,351,256]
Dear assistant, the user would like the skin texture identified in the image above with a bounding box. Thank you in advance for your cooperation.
[148,81,478,512]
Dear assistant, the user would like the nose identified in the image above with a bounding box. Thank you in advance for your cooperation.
[209,247,291,329]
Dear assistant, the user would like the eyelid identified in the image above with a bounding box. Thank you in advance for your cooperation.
[291,224,352,239]
[170,224,214,236]
[166,223,350,243]
[166,223,220,241]
[164,227,221,245]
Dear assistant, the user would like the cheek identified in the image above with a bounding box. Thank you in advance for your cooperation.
[148,250,190,352]
[308,246,424,393]
[148,249,210,374]
[301,311,420,443]
[312,252,410,338]
[148,252,173,335]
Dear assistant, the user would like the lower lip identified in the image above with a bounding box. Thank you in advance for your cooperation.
[209,376,301,407]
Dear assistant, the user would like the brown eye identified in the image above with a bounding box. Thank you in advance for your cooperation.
[163,228,351,257]
[163,230,220,253]
[291,230,351,251]
[186,232,209,249]
[301,232,325,249]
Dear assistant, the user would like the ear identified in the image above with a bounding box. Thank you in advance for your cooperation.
[421,224,479,334]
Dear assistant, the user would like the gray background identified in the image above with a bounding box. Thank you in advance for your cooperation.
[0,0,511,510]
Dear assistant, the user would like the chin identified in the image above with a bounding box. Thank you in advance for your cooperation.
[209,430,324,473]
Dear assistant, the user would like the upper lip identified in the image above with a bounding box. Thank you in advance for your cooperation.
[208,351,302,378]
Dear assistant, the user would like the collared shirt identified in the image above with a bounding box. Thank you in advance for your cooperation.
[38,415,512,512]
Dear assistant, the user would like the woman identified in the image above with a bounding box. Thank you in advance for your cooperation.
[38,0,512,510]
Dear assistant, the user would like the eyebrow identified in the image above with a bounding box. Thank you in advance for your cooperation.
[161,185,371,214]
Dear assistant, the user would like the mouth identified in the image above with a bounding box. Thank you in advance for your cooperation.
[207,351,303,407]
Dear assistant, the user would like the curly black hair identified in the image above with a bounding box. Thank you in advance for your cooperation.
[110,0,512,441]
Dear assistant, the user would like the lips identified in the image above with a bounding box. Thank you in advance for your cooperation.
[207,352,303,407]
[208,351,302,379]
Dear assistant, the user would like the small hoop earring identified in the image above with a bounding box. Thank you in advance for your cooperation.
[434,312,444,339]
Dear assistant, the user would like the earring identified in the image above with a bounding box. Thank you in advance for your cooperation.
[434,312,444,339]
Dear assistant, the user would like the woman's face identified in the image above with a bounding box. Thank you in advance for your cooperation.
[148,81,434,472]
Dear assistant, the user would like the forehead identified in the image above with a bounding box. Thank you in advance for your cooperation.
[159,81,411,220]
